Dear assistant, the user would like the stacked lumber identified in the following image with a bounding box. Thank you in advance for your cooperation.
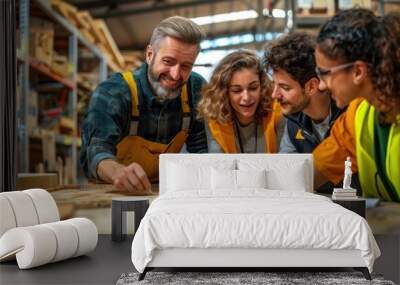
[49,0,128,72]
[122,51,144,71]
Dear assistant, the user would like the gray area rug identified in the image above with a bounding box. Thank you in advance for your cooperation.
[116,271,395,285]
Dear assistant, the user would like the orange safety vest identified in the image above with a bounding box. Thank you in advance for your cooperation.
[313,97,400,201]
[208,101,282,153]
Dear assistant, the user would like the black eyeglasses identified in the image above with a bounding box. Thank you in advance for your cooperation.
[315,62,355,81]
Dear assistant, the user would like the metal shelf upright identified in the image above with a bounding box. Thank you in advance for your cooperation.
[18,0,30,173]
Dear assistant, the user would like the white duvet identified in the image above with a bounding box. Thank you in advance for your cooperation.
[131,190,380,273]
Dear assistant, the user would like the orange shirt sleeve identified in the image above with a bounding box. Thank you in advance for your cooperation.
[312,98,363,184]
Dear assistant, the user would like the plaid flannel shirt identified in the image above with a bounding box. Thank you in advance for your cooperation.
[80,63,208,179]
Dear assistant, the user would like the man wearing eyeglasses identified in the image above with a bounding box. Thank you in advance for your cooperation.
[263,33,345,156]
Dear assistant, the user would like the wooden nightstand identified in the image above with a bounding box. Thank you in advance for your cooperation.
[332,198,366,218]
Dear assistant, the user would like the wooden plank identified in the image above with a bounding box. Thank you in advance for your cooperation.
[50,184,156,209]
[94,19,125,68]
[75,11,91,30]
[97,44,121,72]
[80,12,105,44]
[81,12,106,44]
[49,0,79,26]
[79,28,96,44]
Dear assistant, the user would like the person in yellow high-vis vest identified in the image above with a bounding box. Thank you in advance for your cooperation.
[80,17,208,192]
[312,9,400,202]
[197,50,283,153]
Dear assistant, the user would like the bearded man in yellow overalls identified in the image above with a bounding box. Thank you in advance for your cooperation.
[80,16,208,192]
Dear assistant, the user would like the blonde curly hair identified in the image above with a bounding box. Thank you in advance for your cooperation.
[197,50,273,124]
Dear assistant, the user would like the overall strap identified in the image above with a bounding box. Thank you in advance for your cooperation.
[122,71,139,117]
[180,84,191,130]
[122,71,139,135]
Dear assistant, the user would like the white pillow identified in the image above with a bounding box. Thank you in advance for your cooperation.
[266,166,307,191]
[166,159,236,192]
[237,169,267,189]
[167,162,211,191]
[238,159,309,191]
[211,168,236,190]
[211,169,267,190]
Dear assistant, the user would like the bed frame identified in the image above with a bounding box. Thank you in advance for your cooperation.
[138,154,371,281]
[140,248,370,280]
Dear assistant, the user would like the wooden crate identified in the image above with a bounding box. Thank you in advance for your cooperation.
[30,17,54,66]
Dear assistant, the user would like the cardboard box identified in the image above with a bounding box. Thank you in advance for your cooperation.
[30,17,54,66]
[17,173,59,190]
[52,52,70,77]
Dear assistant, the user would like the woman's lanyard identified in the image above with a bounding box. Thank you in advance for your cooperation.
[233,119,258,153]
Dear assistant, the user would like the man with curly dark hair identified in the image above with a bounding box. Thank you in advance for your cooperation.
[313,9,400,202]
[263,33,345,154]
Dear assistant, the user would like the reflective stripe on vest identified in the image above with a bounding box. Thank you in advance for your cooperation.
[208,101,282,153]
[355,100,400,201]
[121,71,191,134]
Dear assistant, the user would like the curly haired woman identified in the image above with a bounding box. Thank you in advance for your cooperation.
[313,9,400,201]
[197,50,283,153]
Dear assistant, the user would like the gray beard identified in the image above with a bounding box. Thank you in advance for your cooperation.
[147,69,181,103]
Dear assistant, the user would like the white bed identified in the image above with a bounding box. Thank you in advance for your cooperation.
[131,154,380,280]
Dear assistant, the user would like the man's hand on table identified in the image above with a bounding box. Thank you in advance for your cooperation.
[97,159,151,192]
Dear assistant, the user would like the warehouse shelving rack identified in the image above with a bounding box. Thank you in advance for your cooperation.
[18,0,111,183]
